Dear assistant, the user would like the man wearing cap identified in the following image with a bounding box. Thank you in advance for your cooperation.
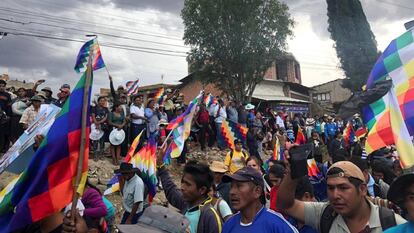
[116,163,145,224]
[52,85,70,108]
[278,161,406,233]
[40,87,56,104]
[20,95,43,129]
[384,173,414,232]
[222,167,298,232]
[224,139,249,174]
[210,161,231,207]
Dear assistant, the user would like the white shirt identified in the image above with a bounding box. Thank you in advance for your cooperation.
[276,116,285,129]
[208,103,217,116]
[130,104,145,124]
[122,174,145,213]
[214,105,227,123]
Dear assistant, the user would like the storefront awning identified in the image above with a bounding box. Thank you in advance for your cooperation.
[252,94,310,103]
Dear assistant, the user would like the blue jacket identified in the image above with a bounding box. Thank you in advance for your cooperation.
[222,207,298,233]
[324,122,337,138]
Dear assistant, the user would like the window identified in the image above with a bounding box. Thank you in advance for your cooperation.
[316,92,331,101]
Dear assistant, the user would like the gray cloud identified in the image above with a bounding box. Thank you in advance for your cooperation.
[111,0,184,15]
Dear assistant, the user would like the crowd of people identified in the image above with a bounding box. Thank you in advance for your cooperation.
[1,77,413,233]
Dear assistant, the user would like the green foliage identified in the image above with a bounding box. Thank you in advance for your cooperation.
[182,0,294,102]
[327,0,380,92]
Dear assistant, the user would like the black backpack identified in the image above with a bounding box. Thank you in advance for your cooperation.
[320,204,396,233]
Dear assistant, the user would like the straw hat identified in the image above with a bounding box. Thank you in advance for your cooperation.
[109,129,125,145]
[210,161,228,173]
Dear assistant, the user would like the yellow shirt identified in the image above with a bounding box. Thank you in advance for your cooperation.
[224,149,249,174]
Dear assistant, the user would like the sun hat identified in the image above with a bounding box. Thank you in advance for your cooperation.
[30,95,43,102]
[41,87,53,94]
[109,128,125,145]
[89,124,104,141]
[210,161,228,173]
[37,91,47,100]
[387,173,414,206]
[245,103,255,110]
[114,162,139,174]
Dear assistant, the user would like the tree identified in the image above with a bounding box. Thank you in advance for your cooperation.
[327,0,379,92]
[181,0,294,102]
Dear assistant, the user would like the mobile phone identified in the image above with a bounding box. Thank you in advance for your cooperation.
[289,144,314,179]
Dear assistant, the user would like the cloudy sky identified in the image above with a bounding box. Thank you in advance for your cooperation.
[0,0,412,96]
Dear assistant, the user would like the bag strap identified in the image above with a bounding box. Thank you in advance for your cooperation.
[320,204,336,233]
[199,202,223,233]
[214,199,224,221]
[378,206,396,231]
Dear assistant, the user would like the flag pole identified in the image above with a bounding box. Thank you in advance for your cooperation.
[161,129,174,148]
[70,42,93,220]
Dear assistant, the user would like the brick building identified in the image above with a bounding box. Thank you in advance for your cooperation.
[178,54,312,114]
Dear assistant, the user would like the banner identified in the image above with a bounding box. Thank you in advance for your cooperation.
[0,104,61,174]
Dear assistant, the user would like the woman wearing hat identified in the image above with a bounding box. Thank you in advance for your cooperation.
[10,87,29,142]
[19,95,43,130]
[91,96,109,159]
[108,102,126,165]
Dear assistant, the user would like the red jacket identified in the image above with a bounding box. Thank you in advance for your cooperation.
[270,186,279,212]
[198,110,209,124]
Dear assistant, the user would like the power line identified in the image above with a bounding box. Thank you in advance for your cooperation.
[0,17,189,49]
[0,6,184,41]
[0,25,187,55]
[2,31,188,58]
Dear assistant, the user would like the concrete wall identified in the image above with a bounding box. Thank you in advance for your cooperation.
[312,79,352,104]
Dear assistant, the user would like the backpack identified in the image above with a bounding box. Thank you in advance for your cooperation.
[230,149,248,159]
[320,204,397,233]
[212,198,226,222]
